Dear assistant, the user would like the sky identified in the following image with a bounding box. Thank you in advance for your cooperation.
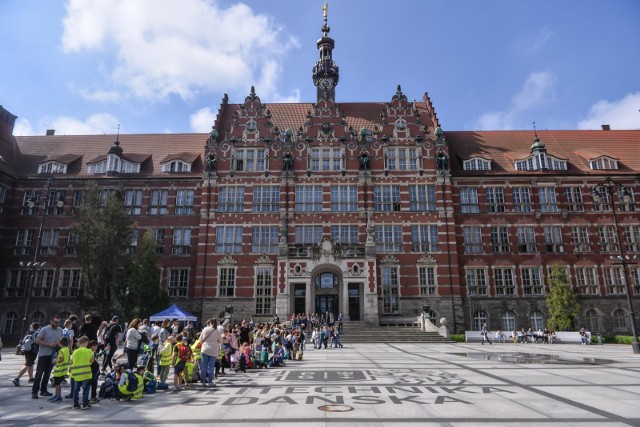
[2,0,639,136]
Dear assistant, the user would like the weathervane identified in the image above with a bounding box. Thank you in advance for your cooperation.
[322,2,329,36]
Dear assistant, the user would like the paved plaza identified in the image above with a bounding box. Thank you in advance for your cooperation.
[1,342,639,426]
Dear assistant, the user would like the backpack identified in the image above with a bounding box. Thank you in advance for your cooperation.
[125,371,139,393]
[103,324,115,342]
[21,329,39,353]
[178,344,192,362]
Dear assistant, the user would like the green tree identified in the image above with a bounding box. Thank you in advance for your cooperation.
[117,230,169,320]
[75,184,133,317]
[545,266,581,331]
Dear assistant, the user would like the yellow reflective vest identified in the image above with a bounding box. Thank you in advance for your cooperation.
[53,347,70,378]
[69,347,93,382]
[159,342,173,366]
[132,372,144,399]
[191,340,202,361]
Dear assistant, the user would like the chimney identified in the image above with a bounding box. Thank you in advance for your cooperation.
[601,124,610,131]
[46,129,55,136]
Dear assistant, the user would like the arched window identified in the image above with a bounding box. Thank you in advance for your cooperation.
[585,309,599,332]
[59,311,71,322]
[473,311,487,331]
[32,311,45,326]
[427,309,438,326]
[613,309,628,329]
[530,310,544,330]
[3,312,18,335]
[502,311,516,331]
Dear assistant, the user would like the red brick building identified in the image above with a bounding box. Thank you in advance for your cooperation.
[1,20,639,340]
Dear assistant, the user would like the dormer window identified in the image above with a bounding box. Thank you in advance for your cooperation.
[589,156,618,170]
[107,154,121,172]
[38,161,67,174]
[88,157,141,174]
[515,153,567,171]
[162,160,191,173]
[463,158,491,171]
[88,161,107,174]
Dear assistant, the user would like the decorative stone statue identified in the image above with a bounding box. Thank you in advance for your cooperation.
[208,127,218,143]
[282,153,294,172]
[206,153,217,172]
[358,152,370,170]
[435,152,448,171]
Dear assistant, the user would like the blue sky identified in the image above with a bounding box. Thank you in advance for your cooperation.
[2,0,639,136]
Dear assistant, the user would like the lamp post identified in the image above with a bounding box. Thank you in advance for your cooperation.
[18,178,64,340]
[591,176,639,354]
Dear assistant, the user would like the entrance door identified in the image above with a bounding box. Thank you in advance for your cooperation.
[293,284,306,314]
[348,283,360,321]
[315,295,338,317]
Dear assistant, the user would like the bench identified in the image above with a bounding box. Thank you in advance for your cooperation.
[464,331,590,344]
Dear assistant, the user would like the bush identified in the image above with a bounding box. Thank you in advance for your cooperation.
[614,335,635,345]
[450,334,465,342]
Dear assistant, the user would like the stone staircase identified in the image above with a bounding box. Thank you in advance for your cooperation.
[341,321,452,344]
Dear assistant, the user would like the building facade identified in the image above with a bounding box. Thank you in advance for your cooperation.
[1,19,639,341]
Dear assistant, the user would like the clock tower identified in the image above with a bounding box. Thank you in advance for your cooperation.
[312,3,339,103]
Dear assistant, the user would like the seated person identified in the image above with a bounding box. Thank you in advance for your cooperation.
[269,343,285,367]
[495,329,506,343]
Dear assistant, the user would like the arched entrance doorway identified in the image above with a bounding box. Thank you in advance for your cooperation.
[314,271,340,318]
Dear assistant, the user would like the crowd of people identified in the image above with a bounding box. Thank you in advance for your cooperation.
[9,311,345,409]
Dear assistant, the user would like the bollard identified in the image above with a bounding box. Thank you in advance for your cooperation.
[597,333,603,345]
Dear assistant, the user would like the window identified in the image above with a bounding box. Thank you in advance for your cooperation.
[88,160,107,174]
[517,226,536,253]
[589,157,618,170]
[373,185,401,212]
[153,228,165,254]
[255,267,273,314]
[374,225,403,252]
[218,186,245,212]
[472,311,487,331]
[72,190,85,214]
[502,311,516,331]
[162,160,191,172]
[45,190,65,215]
[419,266,436,296]
[603,266,625,295]
[494,268,515,295]
[575,267,598,295]
[619,187,636,212]
[386,147,418,171]
[21,191,39,215]
[295,225,322,245]
[598,225,619,252]
[253,186,279,212]
[564,187,584,212]
[38,161,67,174]
[515,153,567,170]
[39,229,60,256]
[64,229,79,256]
[124,190,142,215]
[460,187,479,213]
[466,268,487,295]
[311,148,341,171]
[408,185,436,211]
[59,269,81,297]
[295,185,323,212]
[512,187,532,212]
[592,188,611,212]
[14,229,33,255]
[215,226,242,253]
[490,226,510,253]
[521,267,543,295]
[381,266,400,314]
[543,225,564,253]
[331,225,359,245]
[572,226,591,252]
[0,185,6,213]
[123,229,138,255]
[6,270,27,297]
[613,309,628,329]
[585,309,599,332]
[251,226,279,253]
[3,312,18,335]
[411,225,439,252]
[631,266,640,296]
[486,187,505,213]
[218,267,236,297]
[539,187,558,212]
[32,311,45,325]
[235,148,266,172]
[626,226,640,253]
[463,158,491,171]
[175,189,195,214]
[463,226,483,254]
[168,269,189,297]
[330,185,357,212]
[150,190,168,215]
[530,311,544,330]
[172,228,192,255]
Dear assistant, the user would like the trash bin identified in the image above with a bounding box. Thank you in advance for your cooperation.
[597,333,603,345]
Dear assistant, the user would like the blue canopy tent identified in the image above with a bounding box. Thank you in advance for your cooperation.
[149,304,198,322]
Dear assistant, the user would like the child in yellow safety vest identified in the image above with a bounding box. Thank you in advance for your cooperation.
[50,336,70,403]
[69,336,94,410]
[158,335,174,385]
[171,335,192,391]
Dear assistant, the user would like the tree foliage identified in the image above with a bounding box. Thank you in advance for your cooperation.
[545,266,581,331]
[115,230,169,320]
[75,184,133,316]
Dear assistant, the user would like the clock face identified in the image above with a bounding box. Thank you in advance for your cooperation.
[319,78,333,91]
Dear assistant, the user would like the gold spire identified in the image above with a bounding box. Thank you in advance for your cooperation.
[323,2,328,18]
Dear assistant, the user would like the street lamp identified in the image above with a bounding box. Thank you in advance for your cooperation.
[18,178,64,340]
[591,176,639,354]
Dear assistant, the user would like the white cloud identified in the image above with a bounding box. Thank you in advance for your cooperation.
[577,92,640,130]
[13,113,119,136]
[512,28,554,55]
[189,107,217,133]
[13,118,35,136]
[475,71,556,130]
[62,0,298,103]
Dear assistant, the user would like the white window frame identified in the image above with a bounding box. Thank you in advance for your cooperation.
[575,266,599,295]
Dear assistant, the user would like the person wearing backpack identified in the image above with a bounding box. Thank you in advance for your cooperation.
[113,364,136,402]
[13,322,40,386]
[101,317,122,374]
[171,335,192,391]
